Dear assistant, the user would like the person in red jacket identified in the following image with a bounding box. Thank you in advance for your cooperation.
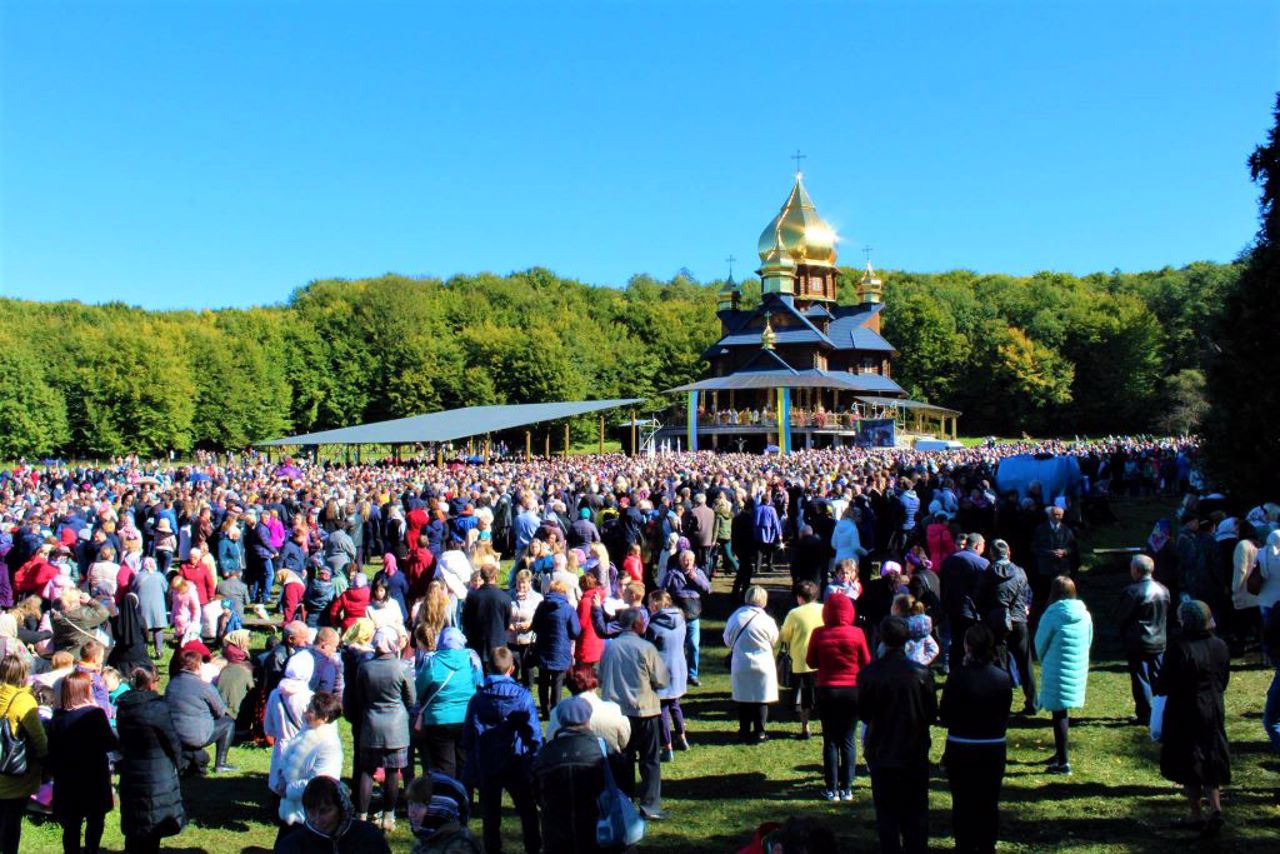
[926,514,957,575]
[575,573,605,665]
[622,543,645,586]
[178,546,216,606]
[276,566,306,623]
[806,592,871,801]
[15,545,59,597]
[404,534,435,604]
[329,572,371,630]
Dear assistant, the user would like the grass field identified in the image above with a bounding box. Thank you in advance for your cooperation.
[21,497,1280,853]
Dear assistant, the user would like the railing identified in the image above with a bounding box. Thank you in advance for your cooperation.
[671,409,864,429]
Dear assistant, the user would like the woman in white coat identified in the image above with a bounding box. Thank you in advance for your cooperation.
[272,692,344,845]
[830,506,867,575]
[723,585,780,744]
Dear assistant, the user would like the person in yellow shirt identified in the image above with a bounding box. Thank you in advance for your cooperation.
[0,654,49,854]
[779,581,826,740]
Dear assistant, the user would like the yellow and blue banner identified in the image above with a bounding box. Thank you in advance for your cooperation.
[777,387,791,454]
[687,391,698,451]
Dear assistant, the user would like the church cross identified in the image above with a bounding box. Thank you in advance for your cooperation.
[862,245,874,263]
[791,150,807,175]
[725,254,736,277]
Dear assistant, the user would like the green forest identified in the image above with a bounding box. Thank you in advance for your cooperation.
[0,260,1239,458]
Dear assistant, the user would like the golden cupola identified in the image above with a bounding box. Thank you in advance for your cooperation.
[756,174,839,270]
[758,234,797,296]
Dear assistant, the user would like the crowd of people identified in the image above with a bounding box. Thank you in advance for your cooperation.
[0,435,1272,853]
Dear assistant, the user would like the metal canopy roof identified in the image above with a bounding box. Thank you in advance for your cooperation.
[856,395,962,416]
[256,399,642,446]
[664,370,905,395]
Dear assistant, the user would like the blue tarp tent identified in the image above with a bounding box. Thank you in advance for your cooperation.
[995,454,1083,502]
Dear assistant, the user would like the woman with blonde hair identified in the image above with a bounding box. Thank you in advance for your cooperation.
[0,654,48,854]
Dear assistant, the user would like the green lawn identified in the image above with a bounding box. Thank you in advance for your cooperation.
[22,497,1280,852]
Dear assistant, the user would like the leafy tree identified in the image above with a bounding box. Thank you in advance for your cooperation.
[1157,369,1209,436]
[0,331,70,458]
[1202,94,1280,501]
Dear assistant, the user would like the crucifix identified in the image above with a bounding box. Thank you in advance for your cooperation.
[791,149,807,175]
[862,244,874,264]
[725,254,736,278]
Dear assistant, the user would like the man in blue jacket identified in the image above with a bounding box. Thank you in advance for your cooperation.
[462,646,542,854]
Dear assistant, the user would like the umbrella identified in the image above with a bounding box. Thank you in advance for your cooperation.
[188,472,212,483]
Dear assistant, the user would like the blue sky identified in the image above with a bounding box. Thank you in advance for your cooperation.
[2,1,1276,309]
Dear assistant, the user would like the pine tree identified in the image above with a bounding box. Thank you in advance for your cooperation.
[1201,94,1280,502]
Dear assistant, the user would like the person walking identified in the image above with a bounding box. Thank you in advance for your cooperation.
[778,581,825,740]
[115,663,185,854]
[939,624,1012,854]
[1115,554,1169,725]
[598,607,670,820]
[1153,600,1231,837]
[1034,576,1093,775]
[858,616,936,854]
[805,591,871,802]
[48,671,118,854]
[461,645,542,854]
[723,586,780,744]
[461,562,513,670]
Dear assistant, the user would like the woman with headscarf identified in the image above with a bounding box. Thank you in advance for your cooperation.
[374,553,410,622]
[1153,600,1231,837]
[108,582,150,673]
[350,625,415,831]
[215,629,256,724]
[266,653,317,806]
[1254,530,1280,654]
[413,625,482,780]
[330,573,372,631]
[274,776,390,854]
[134,557,169,659]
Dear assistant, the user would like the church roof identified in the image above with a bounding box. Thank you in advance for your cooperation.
[710,295,893,354]
[665,369,905,395]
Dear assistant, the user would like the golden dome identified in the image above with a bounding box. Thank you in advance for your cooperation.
[756,174,838,268]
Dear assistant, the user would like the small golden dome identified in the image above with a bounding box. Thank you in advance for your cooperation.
[756,175,838,268]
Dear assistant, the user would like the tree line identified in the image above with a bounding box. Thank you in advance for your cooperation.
[0,260,1238,459]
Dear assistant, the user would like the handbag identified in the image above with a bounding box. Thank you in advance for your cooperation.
[1246,559,1265,596]
[0,695,30,777]
[775,642,793,689]
[595,737,645,847]
[723,610,761,669]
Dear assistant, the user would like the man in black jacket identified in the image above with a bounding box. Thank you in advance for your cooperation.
[1115,554,1169,724]
[531,695,628,853]
[462,563,513,670]
[941,533,990,673]
[858,616,937,854]
[1031,505,1078,618]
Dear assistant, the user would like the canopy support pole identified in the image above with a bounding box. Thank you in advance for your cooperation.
[598,415,605,454]
[525,430,531,461]
[630,411,637,456]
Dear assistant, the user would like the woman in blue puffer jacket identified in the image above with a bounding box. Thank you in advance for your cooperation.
[1035,576,1093,775]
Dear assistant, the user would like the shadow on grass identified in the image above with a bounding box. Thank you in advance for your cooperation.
[179,769,273,832]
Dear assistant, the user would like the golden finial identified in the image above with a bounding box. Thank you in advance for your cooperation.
[761,314,777,349]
